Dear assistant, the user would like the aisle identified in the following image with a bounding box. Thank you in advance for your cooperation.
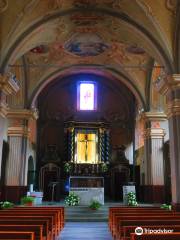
[59,222,113,240]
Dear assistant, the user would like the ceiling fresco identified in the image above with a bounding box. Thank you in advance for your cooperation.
[0,0,178,111]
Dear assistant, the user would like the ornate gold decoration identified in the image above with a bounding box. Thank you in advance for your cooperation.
[154,74,180,95]
[166,0,176,15]
[144,128,166,139]
[0,0,8,13]
[142,111,167,121]
[167,99,180,118]
[7,108,38,120]
[0,73,19,95]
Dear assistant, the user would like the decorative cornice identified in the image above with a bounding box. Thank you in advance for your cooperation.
[0,101,9,118]
[144,128,166,139]
[0,73,19,95]
[142,111,167,121]
[167,99,180,118]
[7,126,29,137]
[7,108,38,120]
[154,74,180,95]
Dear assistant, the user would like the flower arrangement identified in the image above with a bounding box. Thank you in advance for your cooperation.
[0,201,14,209]
[100,162,108,173]
[65,192,80,206]
[63,162,72,173]
[89,200,102,210]
[21,196,34,205]
[127,192,138,206]
[161,204,172,210]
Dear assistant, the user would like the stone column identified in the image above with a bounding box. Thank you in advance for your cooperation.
[0,73,19,178]
[4,109,38,202]
[155,74,180,210]
[143,112,166,203]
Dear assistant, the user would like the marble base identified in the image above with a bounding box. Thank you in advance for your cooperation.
[70,187,104,205]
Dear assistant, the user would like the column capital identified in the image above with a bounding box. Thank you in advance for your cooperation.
[0,72,20,95]
[7,126,29,137]
[141,111,167,122]
[7,108,38,120]
[154,74,180,95]
[144,128,166,139]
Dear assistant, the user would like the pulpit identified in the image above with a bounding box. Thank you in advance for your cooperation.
[69,176,104,205]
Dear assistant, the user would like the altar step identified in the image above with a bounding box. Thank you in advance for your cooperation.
[65,205,109,222]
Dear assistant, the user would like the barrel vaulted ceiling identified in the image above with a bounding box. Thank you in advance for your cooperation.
[0,0,179,109]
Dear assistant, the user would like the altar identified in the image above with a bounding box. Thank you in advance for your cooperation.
[69,176,104,205]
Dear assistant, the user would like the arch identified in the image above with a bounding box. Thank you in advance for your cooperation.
[0,7,174,73]
[28,65,147,110]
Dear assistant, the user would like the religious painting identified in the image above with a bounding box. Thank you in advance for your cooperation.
[64,33,110,57]
[76,133,96,164]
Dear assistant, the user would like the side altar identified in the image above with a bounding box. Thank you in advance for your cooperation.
[69,176,104,205]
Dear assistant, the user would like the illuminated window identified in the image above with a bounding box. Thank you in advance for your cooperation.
[77,82,97,110]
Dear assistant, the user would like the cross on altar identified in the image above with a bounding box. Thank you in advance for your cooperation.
[79,134,95,162]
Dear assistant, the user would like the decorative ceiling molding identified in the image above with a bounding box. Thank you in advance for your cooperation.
[0,73,19,95]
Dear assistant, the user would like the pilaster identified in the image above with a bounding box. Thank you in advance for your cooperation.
[0,73,20,179]
[5,108,38,187]
[155,74,180,210]
[142,112,166,203]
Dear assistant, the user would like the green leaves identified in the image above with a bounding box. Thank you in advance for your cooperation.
[127,191,138,206]
[65,192,80,206]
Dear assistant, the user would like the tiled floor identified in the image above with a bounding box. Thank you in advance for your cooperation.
[59,222,113,240]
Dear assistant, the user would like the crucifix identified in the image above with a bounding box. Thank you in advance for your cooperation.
[79,134,94,162]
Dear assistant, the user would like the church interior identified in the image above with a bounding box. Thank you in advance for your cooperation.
[0,0,180,239]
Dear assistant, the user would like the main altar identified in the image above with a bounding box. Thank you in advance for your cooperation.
[69,176,104,205]
[64,121,110,205]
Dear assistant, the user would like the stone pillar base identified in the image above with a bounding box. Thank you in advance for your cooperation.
[1,186,28,203]
[140,185,165,203]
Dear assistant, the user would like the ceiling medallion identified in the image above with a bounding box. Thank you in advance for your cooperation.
[64,33,110,57]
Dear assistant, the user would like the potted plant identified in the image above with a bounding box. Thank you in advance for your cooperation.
[0,201,14,209]
[21,196,35,206]
[63,162,72,174]
[89,200,102,210]
[65,192,80,206]
[161,204,172,210]
[127,192,138,206]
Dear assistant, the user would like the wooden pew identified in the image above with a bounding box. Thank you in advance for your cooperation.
[0,231,35,240]
[0,225,43,240]
[121,225,180,240]
[130,232,180,240]
[111,210,174,232]
[110,210,175,237]
[116,219,180,240]
[113,216,180,239]
[15,206,65,230]
[0,217,51,240]
[0,210,58,237]
[0,219,49,240]
[109,207,167,231]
